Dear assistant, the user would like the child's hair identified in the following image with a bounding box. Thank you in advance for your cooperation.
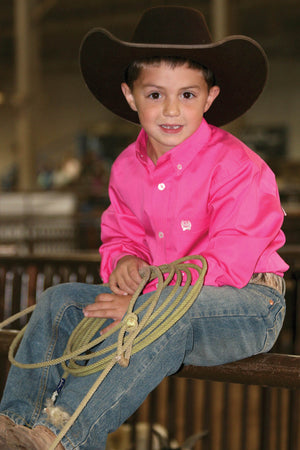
[124,56,216,90]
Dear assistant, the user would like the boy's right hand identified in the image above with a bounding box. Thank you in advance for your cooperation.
[109,255,149,295]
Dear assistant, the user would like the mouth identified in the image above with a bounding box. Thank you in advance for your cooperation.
[160,124,183,133]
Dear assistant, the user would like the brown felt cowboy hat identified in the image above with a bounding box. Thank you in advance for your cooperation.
[79,6,268,127]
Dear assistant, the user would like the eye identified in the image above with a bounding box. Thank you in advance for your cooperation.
[182,91,195,99]
[148,92,161,100]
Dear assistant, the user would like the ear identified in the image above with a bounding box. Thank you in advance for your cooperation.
[121,83,138,112]
[204,85,220,113]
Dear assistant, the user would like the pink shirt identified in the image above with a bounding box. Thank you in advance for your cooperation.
[100,119,288,290]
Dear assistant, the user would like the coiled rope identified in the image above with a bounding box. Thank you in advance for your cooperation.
[0,255,207,449]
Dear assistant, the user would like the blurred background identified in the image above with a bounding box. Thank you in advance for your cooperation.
[0,0,299,254]
[0,3,299,449]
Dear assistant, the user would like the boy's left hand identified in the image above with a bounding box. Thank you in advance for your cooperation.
[83,292,132,335]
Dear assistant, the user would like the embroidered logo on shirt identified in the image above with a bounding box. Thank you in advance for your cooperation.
[181,220,192,231]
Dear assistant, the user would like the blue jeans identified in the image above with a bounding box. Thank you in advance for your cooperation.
[0,282,285,449]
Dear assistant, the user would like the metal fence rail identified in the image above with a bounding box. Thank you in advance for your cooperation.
[176,353,300,389]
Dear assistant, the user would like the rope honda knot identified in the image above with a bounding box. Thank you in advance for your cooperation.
[124,313,139,330]
[116,313,139,368]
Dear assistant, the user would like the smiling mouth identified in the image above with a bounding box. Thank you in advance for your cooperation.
[161,125,182,130]
[160,124,183,130]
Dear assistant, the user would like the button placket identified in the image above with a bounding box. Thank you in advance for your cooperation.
[152,173,168,248]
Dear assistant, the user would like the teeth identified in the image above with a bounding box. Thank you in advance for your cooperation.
[162,125,181,129]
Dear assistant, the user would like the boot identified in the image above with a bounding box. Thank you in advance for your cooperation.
[0,416,16,449]
[0,416,15,435]
[6,425,64,449]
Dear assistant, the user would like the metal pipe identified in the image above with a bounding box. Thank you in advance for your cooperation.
[14,0,35,190]
[211,0,228,41]
[175,353,300,389]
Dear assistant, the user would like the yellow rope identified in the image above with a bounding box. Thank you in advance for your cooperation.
[0,255,207,449]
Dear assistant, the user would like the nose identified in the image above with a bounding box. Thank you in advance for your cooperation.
[163,97,180,117]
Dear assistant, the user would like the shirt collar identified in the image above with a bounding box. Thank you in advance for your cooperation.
[135,119,212,172]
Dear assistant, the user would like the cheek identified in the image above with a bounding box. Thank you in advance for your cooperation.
[137,106,157,124]
[185,106,205,123]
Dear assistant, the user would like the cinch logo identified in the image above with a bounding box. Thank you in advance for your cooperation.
[181,220,192,231]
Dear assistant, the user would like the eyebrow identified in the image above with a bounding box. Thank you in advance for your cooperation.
[142,84,201,90]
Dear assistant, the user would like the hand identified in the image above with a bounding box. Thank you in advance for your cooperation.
[83,292,132,335]
[109,255,149,295]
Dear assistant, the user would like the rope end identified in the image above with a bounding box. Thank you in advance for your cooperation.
[44,399,71,429]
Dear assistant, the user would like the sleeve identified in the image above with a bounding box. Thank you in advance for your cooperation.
[99,175,151,283]
[201,160,286,288]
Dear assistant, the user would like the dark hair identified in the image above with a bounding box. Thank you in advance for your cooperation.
[124,56,216,89]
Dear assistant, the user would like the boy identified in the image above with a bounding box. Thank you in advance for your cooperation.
[0,6,288,449]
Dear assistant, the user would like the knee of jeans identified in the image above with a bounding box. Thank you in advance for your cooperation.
[37,282,80,309]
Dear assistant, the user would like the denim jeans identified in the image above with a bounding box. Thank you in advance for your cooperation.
[0,281,285,449]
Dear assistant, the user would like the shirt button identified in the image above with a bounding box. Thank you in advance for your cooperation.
[158,183,166,191]
[177,164,182,170]
[158,231,164,238]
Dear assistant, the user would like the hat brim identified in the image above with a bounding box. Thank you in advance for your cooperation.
[80,29,268,127]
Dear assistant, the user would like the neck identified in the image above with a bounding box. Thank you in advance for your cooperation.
[146,140,159,165]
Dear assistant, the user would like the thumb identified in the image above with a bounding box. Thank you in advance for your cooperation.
[138,260,151,278]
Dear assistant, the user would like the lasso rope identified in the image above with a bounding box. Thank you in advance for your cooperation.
[0,255,207,449]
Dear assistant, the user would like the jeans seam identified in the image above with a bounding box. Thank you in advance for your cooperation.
[30,301,83,427]
[261,303,286,353]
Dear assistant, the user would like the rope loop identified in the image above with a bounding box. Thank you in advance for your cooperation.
[0,255,207,450]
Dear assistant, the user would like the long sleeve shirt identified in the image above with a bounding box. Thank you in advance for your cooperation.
[99,119,289,291]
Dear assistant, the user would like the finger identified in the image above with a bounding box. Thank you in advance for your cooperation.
[110,284,128,295]
[110,274,137,295]
[127,266,143,285]
[100,320,121,336]
[117,270,141,294]
[83,305,118,318]
[83,293,131,318]
[109,275,130,295]
[116,278,137,295]
[83,299,115,315]
[118,260,142,286]
[94,293,116,303]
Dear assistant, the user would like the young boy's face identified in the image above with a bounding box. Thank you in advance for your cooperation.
[121,62,220,162]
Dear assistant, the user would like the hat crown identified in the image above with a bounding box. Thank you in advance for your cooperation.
[80,6,268,127]
[131,6,213,46]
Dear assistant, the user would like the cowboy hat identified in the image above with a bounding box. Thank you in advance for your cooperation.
[79,6,268,126]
